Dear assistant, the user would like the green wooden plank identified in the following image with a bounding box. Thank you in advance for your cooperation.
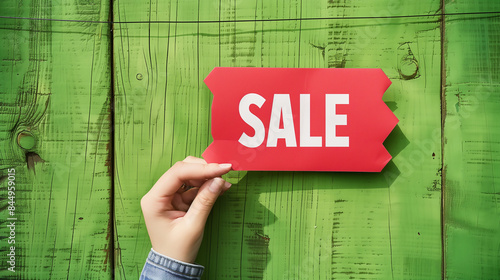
[443,1,500,279]
[0,1,112,279]
[114,1,442,279]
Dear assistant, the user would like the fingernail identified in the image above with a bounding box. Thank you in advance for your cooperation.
[219,163,232,169]
[224,181,232,189]
[209,177,224,193]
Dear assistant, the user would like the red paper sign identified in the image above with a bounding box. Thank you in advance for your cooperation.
[202,67,398,172]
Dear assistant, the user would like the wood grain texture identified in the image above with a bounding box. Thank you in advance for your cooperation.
[0,1,112,279]
[113,1,442,279]
[1,0,498,278]
[443,1,500,279]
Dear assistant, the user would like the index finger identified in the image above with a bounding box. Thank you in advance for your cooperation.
[149,161,232,197]
[182,156,207,164]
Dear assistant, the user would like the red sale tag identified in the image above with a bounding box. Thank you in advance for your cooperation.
[202,67,398,172]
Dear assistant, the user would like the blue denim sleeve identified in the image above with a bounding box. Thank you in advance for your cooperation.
[139,248,205,280]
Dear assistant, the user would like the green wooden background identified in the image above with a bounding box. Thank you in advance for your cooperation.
[1,0,499,279]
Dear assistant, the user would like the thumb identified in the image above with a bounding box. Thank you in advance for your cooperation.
[184,177,228,227]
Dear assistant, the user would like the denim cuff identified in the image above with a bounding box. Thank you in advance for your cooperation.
[147,248,205,279]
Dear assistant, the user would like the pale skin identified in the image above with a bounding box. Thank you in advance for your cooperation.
[140,156,232,263]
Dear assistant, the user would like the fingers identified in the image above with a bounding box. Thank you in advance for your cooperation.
[184,178,231,227]
[182,156,207,164]
[178,179,206,190]
[181,187,199,205]
[150,160,232,197]
[172,178,232,212]
[174,162,232,182]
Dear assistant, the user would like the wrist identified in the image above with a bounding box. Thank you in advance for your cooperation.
[152,245,199,264]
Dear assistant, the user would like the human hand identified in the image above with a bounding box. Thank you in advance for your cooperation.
[140,156,232,263]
